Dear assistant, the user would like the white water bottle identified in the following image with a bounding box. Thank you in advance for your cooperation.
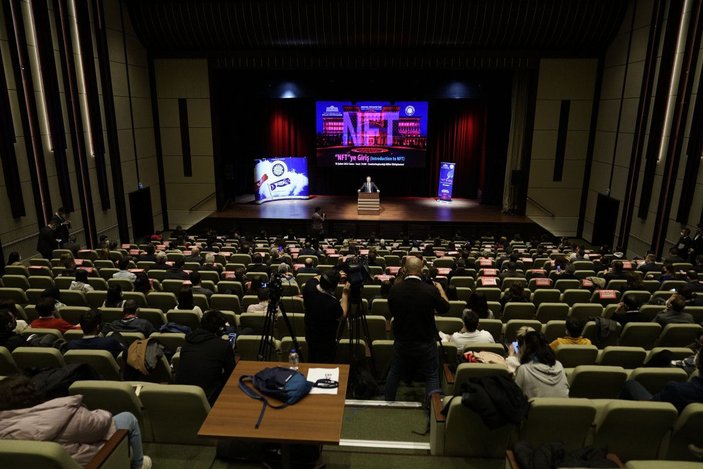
[288,348,299,370]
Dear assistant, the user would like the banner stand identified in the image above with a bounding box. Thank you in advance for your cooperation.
[437,162,455,202]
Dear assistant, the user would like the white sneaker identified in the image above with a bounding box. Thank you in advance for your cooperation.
[141,455,152,469]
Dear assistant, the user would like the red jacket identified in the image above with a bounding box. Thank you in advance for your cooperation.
[31,317,79,334]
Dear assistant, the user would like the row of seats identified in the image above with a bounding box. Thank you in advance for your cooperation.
[432,396,703,462]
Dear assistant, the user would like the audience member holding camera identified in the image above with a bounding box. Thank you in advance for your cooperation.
[303,270,350,363]
[384,256,450,401]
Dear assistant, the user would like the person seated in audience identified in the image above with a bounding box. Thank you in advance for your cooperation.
[138,244,157,263]
[299,257,319,274]
[133,271,153,294]
[653,293,694,326]
[200,253,223,274]
[638,254,660,273]
[102,300,155,337]
[148,251,168,271]
[371,280,393,306]
[268,246,282,265]
[177,286,203,319]
[439,309,495,355]
[612,294,647,325]
[184,246,203,264]
[112,258,136,283]
[603,260,630,283]
[248,253,271,276]
[499,283,529,308]
[421,243,435,257]
[366,248,381,267]
[189,271,213,299]
[692,254,703,273]
[444,284,459,301]
[500,261,523,280]
[6,251,22,266]
[30,297,78,334]
[665,247,687,265]
[0,376,151,469]
[163,258,189,280]
[171,225,186,239]
[569,245,588,262]
[66,310,124,358]
[658,262,681,283]
[299,241,317,257]
[69,269,94,294]
[176,310,235,406]
[514,331,569,399]
[678,283,703,306]
[63,236,80,257]
[506,326,536,373]
[276,263,296,285]
[549,318,591,351]
[448,258,470,279]
[0,305,27,351]
[40,287,67,311]
[620,349,703,413]
[58,254,77,277]
[103,285,126,309]
[468,291,494,319]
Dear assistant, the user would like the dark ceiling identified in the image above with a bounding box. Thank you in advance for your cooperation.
[125,0,629,69]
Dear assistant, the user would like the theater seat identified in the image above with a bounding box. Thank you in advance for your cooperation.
[431,396,513,457]
[568,365,627,398]
[597,346,647,368]
[139,384,214,445]
[666,403,703,461]
[655,324,703,348]
[64,350,121,381]
[628,367,689,394]
[619,322,662,349]
[166,310,202,330]
[12,346,65,370]
[555,344,599,368]
[0,346,20,375]
[518,397,595,451]
[209,294,241,314]
[449,363,509,396]
[591,400,677,462]
[536,303,569,322]
[0,431,129,469]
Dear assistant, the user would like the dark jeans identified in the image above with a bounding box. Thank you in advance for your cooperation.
[384,340,440,401]
[620,379,654,401]
[308,340,336,364]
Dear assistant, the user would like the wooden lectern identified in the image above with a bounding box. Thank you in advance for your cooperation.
[358,192,380,214]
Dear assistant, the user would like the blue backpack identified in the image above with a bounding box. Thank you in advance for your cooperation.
[239,367,313,428]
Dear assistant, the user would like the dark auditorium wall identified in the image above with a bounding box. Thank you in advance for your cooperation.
[0,0,162,258]
[583,0,703,257]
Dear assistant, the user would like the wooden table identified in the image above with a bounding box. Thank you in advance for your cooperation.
[199,361,349,466]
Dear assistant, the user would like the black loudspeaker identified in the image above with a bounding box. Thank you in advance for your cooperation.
[592,193,620,248]
[511,170,524,186]
[129,187,154,242]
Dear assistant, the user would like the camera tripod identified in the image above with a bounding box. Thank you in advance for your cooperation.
[338,288,376,373]
[257,277,303,362]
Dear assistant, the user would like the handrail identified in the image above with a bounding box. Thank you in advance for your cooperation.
[189,192,216,211]
[526,196,555,217]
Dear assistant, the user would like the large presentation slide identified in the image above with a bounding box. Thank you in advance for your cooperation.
[316,101,428,168]
[254,157,310,203]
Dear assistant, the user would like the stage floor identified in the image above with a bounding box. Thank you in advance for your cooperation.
[209,195,532,224]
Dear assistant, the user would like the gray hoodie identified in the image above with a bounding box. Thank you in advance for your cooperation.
[514,360,569,399]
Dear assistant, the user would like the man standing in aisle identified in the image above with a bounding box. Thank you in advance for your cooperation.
[384,256,450,401]
[311,206,326,239]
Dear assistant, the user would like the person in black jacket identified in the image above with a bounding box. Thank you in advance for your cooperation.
[36,221,58,259]
[175,310,235,405]
[385,256,450,401]
[0,305,26,352]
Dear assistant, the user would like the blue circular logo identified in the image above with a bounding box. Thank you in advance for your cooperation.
[405,105,415,116]
[272,162,286,177]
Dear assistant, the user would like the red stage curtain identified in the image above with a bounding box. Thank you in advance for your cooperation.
[428,101,487,199]
[267,100,311,156]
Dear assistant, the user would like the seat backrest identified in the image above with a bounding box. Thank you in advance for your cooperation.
[436,317,463,335]
[0,439,81,469]
[536,303,570,323]
[146,292,178,312]
[592,400,677,462]
[209,294,241,313]
[667,402,703,461]
[166,310,202,330]
[502,302,536,321]
[138,384,213,445]
[568,365,627,398]
[0,346,19,375]
[504,320,542,342]
[64,350,121,380]
[569,303,603,321]
[518,397,595,451]
[656,324,703,348]
[531,289,562,306]
[619,322,662,349]
[441,398,514,457]
[452,363,509,395]
[561,289,591,306]
[628,367,689,394]
[12,346,65,370]
[597,346,647,368]
[554,344,599,368]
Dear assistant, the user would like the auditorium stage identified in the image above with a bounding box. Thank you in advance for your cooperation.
[195,196,550,239]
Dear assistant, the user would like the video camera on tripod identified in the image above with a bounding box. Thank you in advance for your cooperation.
[336,255,371,304]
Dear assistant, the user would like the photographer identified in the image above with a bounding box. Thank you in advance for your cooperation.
[385,256,450,401]
[303,270,350,363]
